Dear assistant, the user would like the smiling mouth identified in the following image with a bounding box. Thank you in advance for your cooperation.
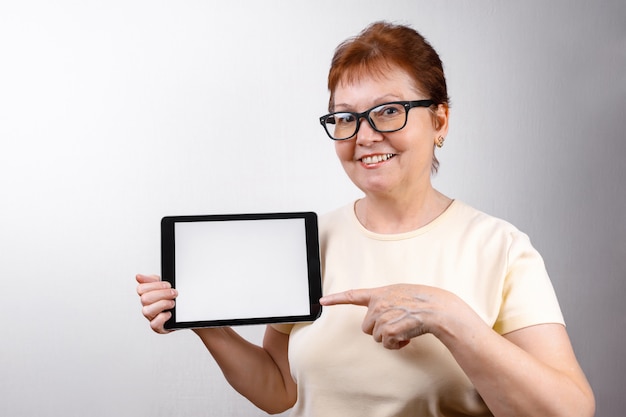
[360,153,396,165]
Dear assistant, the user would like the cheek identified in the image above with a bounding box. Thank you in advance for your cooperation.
[335,141,354,162]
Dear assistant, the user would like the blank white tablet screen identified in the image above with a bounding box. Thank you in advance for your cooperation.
[174,218,311,322]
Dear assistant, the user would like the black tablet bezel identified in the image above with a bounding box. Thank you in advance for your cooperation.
[161,211,322,330]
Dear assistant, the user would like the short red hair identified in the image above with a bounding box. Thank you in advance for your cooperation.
[327,21,449,110]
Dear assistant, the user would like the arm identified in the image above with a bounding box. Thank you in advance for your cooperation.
[193,326,296,414]
[437,307,594,417]
[320,285,595,417]
[136,274,296,414]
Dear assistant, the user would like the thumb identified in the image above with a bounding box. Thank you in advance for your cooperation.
[136,274,160,284]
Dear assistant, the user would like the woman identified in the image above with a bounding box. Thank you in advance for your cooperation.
[137,22,595,416]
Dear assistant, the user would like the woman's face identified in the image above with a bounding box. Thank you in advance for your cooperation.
[332,68,448,199]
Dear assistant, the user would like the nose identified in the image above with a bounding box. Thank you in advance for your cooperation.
[355,117,383,146]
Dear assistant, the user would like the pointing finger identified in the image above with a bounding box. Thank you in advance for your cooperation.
[320,288,373,306]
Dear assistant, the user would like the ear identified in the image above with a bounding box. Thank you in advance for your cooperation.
[433,103,449,138]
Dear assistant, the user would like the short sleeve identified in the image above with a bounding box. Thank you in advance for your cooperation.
[493,231,565,334]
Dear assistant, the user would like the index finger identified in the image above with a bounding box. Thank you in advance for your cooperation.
[319,288,373,307]
[136,274,172,297]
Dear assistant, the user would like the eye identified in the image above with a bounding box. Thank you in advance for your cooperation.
[334,112,356,126]
[373,103,403,118]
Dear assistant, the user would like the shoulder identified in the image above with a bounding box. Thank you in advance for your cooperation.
[318,203,352,223]
[450,200,517,231]
[443,200,524,242]
[441,201,547,271]
[317,203,354,235]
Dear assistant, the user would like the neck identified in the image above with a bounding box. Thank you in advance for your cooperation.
[355,187,452,234]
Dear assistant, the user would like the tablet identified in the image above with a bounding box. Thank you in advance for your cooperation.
[161,212,322,330]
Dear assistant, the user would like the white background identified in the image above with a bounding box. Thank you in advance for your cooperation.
[1,1,624,416]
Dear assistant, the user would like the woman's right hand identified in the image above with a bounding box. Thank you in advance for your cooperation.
[136,274,178,334]
[136,273,296,413]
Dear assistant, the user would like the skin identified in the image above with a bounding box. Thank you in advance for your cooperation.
[331,69,451,233]
[136,273,296,413]
[137,67,595,416]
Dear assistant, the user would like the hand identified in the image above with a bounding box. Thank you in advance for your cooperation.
[320,284,470,349]
[136,274,178,334]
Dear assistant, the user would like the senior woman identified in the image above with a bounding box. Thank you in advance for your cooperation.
[136,22,595,416]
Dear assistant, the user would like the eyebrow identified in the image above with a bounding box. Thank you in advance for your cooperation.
[333,94,403,112]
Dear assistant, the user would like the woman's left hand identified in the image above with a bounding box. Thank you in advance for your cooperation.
[320,284,479,349]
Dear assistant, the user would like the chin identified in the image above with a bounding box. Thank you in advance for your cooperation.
[356,179,395,196]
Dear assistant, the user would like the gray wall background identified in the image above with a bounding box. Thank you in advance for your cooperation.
[1,1,624,416]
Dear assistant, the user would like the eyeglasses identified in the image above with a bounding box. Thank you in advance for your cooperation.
[319,100,435,141]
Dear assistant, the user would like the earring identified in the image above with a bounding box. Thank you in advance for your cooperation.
[436,136,445,148]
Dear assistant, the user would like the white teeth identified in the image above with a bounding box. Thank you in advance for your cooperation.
[361,153,394,165]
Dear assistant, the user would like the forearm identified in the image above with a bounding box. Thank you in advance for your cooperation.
[437,320,595,417]
[193,327,295,414]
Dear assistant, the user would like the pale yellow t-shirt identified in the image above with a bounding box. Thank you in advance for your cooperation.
[273,200,564,416]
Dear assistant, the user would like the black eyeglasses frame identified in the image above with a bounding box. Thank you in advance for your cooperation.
[319,99,435,141]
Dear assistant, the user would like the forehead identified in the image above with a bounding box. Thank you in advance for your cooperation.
[332,68,422,108]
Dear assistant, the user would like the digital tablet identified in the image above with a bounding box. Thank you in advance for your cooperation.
[161,212,322,330]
